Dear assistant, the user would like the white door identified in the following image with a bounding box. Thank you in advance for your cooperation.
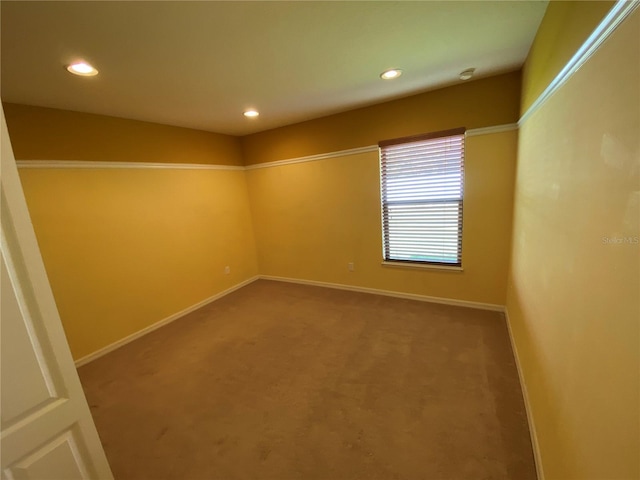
[0,107,113,479]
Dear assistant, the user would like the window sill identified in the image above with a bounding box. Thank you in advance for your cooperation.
[381,261,464,272]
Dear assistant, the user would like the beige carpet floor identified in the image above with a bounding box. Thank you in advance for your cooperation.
[78,279,536,480]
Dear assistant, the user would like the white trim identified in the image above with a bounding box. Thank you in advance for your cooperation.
[466,123,518,137]
[244,123,518,170]
[15,123,518,172]
[504,307,545,480]
[73,274,504,368]
[510,5,639,475]
[259,275,504,312]
[16,160,244,171]
[244,145,378,170]
[520,0,639,125]
[381,260,463,272]
[74,276,259,367]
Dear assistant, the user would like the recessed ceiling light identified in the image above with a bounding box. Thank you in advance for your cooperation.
[243,109,259,118]
[66,62,99,76]
[380,69,402,80]
[459,68,476,81]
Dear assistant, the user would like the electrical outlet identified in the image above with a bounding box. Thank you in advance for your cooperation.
[224,266,230,274]
[348,262,355,272]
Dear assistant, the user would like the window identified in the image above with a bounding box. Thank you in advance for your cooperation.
[379,127,465,267]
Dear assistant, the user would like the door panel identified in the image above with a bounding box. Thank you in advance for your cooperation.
[0,106,113,479]
[9,429,89,480]
[1,253,57,427]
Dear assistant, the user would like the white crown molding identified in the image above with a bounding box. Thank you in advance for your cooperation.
[18,0,636,176]
[16,160,245,171]
[466,123,518,137]
[260,274,505,312]
[74,275,259,367]
[244,145,378,170]
[246,123,518,171]
[520,0,639,125]
[16,126,518,172]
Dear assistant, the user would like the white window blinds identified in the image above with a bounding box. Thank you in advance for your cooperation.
[379,127,465,266]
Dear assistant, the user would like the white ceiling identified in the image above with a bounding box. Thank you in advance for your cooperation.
[1,1,548,136]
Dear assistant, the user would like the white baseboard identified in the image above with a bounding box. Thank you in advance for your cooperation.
[75,274,501,367]
[259,274,505,312]
[74,275,260,367]
[504,307,545,480]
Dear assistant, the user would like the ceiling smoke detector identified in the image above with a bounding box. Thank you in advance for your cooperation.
[459,68,475,81]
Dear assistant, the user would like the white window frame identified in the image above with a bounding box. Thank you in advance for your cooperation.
[379,127,466,268]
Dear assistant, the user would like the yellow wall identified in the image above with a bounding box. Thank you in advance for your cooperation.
[520,1,614,113]
[242,72,521,306]
[241,71,521,165]
[5,4,637,476]
[6,72,521,361]
[6,106,258,360]
[3,103,244,166]
[508,7,639,480]
[247,129,517,306]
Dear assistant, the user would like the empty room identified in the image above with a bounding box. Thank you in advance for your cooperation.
[1,1,638,479]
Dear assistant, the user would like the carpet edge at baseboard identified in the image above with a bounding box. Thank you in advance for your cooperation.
[504,307,545,480]
[259,274,505,312]
[74,275,261,368]
[75,275,505,368]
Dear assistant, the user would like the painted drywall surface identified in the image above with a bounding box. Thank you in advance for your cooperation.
[18,168,258,360]
[508,9,639,479]
[241,71,521,165]
[520,1,614,114]
[246,130,517,305]
[3,103,243,166]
